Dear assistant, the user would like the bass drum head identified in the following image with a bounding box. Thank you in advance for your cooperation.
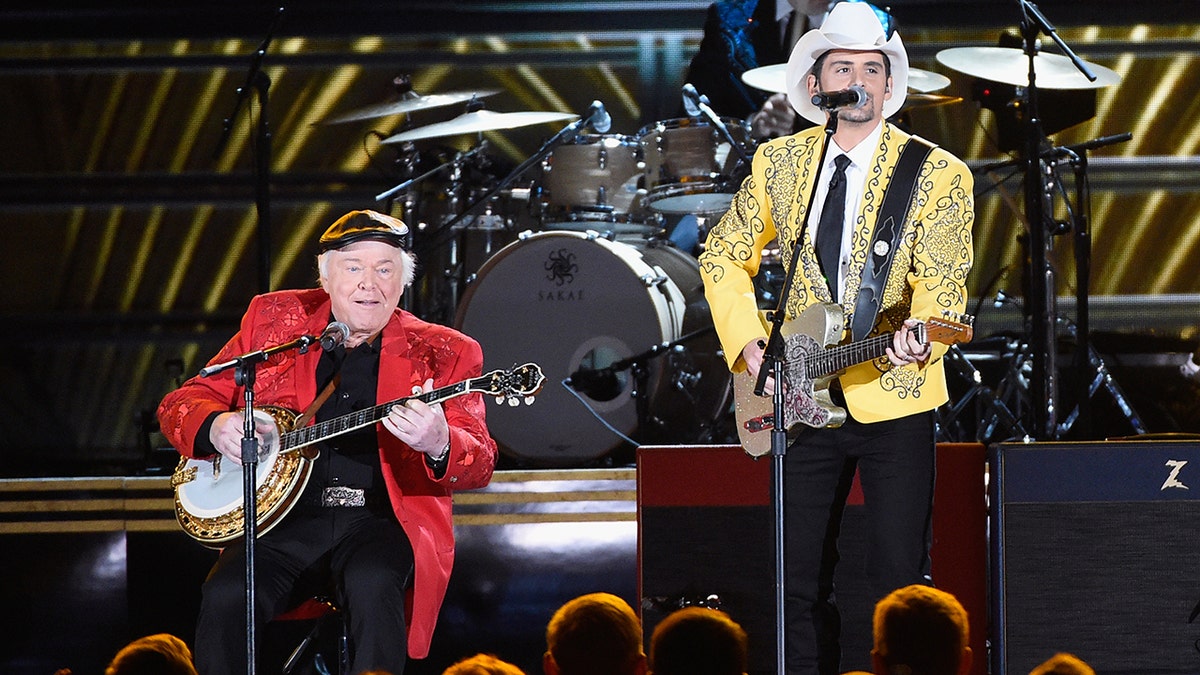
[454,231,730,467]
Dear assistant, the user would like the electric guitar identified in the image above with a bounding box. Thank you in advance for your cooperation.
[171,363,546,548]
[733,304,972,457]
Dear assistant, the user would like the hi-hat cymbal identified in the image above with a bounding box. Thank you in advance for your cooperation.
[936,47,1120,89]
[318,90,500,125]
[741,64,951,94]
[380,110,578,143]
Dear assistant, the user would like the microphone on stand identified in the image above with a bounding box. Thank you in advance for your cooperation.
[682,82,751,166]
[566,366,623,401]
[586,100,612,133]
[681,82,709,118]
[317,321,350,351]
[811,84,868,110]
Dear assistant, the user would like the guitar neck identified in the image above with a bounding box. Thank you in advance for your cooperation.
[279,377,482,453]
[808,324,926,378]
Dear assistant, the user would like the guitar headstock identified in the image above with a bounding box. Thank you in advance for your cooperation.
[477,363,546,407]
[926,311,975,346]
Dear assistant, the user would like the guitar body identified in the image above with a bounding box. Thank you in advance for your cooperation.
[172,405,314,549]
[734,303,849,458]
[732,306,974,458]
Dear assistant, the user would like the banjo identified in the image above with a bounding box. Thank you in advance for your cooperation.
[171,363,546,548]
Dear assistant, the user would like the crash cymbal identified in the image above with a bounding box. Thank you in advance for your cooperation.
[741,64,951,94]
[907,68,952,93]
[902,93,963,111]
[936,47,1120,90]
[741,64,788,94]
[380,110,578,143]
[319,90,500,125]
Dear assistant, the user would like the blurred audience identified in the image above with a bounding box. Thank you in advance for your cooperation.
[543,592,647,675]
[648,607,748,675]
[1029,653,1095,675]
[104,633,199,675]
[440,653,526,675]
[871,585,971,675]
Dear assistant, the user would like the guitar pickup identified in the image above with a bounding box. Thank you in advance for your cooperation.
[744,415,774,433]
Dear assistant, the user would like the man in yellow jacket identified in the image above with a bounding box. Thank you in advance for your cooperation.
[699,4,974,674]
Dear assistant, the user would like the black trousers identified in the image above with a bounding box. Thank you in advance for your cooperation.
[195,502,415,675]
[783,410,935,675]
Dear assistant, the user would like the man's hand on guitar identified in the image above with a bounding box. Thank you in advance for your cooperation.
[886,319,932,368]
[382,378,450,458]
[741,337,776,396]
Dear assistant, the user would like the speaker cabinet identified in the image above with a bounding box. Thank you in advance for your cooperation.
[991,440,1200,675]
[638,444,986,675]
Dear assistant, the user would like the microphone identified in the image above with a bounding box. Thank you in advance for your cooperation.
[587,100,612,133]
[317,321,350,351]
[811,85,868,110]
[566,366,623,401]
[681,83,708,118]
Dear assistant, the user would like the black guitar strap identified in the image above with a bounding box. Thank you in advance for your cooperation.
[850,136,935,341]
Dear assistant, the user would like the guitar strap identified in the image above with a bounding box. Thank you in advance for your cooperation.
[294,373,341,428]
[850,135,935,341]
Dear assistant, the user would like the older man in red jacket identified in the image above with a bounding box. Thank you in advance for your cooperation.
[158,210,497,675]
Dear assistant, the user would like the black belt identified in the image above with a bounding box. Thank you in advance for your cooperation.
[301,486,386,508]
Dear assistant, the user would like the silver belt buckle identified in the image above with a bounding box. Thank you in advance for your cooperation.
[321,486,366,508]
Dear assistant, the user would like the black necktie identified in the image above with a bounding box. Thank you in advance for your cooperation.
[817,154,852,297]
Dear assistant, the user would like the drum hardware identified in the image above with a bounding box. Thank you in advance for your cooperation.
[938,8,1124,439]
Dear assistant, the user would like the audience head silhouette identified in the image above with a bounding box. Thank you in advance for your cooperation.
[104,633,198,675]
[544,592,647,675]
[872,585,971,675]
[440,652,526,675]
[1029,652,1095,675]
[648,606,748,675]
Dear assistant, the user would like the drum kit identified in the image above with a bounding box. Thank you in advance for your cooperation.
[314,41,1120,465]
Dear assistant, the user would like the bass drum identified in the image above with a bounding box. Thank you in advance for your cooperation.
[455,231,731,467]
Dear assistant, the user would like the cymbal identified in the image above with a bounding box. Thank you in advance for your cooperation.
[319,90,500,125]
[903,93,963,111]
[908,68,952,93]
[741,64,951,94]
[380,110,578,143]
[936,47,1120,89]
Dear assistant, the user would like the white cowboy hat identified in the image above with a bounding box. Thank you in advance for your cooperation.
[785,1,909,125]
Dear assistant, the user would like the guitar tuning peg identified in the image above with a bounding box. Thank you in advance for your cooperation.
[507,397,520,407]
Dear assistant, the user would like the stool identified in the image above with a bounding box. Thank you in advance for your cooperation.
[274,597,350,675]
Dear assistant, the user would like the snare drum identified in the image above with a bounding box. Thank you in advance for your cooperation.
[638,116,750,216]
[538,134,655,235]
[455,231,731,466]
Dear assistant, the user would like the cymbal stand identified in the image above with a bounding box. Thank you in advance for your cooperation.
[1015,0,1100,439]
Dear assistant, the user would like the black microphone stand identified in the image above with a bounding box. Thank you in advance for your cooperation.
[214,6,284,295]
[755,113,839,675]
[199,329,317,675]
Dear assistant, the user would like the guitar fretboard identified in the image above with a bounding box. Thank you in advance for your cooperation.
[808,324,927,377]
[280,379,476,453]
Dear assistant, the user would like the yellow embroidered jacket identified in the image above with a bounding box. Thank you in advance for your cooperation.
[699,122,974,423]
